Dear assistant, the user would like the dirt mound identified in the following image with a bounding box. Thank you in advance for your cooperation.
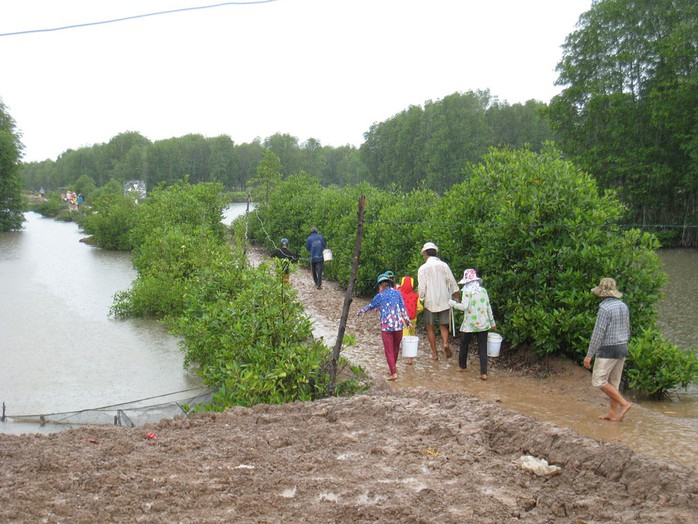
[1,389,695,523]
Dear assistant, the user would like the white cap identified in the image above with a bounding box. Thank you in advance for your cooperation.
[421,242,438,253]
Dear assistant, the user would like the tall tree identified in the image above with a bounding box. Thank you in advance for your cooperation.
[0,98,25,231]
[548,0,698,241]
[249,150,283,203]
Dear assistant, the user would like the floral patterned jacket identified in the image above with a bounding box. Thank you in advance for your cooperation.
[450,282,495,333]
[359,288,410,332]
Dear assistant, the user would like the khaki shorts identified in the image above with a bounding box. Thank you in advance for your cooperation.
[592,358,626,388]
[424,309,450,326]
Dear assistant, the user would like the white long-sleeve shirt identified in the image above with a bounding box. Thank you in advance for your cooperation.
[417,256,459,313]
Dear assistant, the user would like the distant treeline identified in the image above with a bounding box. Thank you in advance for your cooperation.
[21,90,552,196]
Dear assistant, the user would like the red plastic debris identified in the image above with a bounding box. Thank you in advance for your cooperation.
[145,432,158,440]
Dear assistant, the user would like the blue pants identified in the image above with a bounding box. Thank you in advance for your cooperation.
[311,260,324,287]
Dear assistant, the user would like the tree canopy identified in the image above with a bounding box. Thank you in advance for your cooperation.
[0,98,25,231]
[360,91,554,191]
[548,0,698,245]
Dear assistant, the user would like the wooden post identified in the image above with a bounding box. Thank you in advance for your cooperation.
[243,192,251,258]
[329,195,365,395]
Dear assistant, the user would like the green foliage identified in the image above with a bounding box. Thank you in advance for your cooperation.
[625,327,698,399]
[172,259,334,408]
[360,90,554,192]
[549,0,698,238]
[112,180,228,318]
[439,145,665,358]
[71,175,97,199]
[21,130,364,197]
[0,98,25,231]
[103,179,363,407]
[248,150,283,204]
[78,192,138,250]
[252,145,668,366]
[27,191,73,221]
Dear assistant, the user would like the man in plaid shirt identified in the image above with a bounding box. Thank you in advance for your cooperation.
[583,278,632,421]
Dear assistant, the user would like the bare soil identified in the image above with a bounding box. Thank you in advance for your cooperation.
[1,251,696,523]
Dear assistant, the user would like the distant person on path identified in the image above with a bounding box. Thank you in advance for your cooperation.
[584,278,633,422]
[417,242,460,361]
[449,269,496,380]
[272,238,296,283]
[357,273,411,381]
[399,275,422,365]
[305,226,327,289]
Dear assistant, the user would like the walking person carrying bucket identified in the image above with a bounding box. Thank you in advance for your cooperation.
[357,273,412,381]
[449,269,497,380]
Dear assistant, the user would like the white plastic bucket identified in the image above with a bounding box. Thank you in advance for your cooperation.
[323,249,333,262]
[487,332,503,357]
[402,336,419,357]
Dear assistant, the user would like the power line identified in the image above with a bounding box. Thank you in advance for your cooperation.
[0,0,280,38]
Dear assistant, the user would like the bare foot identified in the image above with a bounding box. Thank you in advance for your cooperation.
[444,347,453,358]
[457,367,467,372]
[618,403,633,421]
[480,374,487,381]
[386,374,398,381]
[598,413,617,421]
[431,352,439,361]
[406,358,414,365]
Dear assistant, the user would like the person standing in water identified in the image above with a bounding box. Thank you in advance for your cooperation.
[584,278,633,421]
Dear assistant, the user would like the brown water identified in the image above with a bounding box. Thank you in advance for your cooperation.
[333,249,698,467]
[0,213,205,434]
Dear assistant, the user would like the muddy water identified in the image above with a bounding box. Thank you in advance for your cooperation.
[0,213,204,434]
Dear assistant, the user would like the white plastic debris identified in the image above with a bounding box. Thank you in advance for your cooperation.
[517,455,561,477]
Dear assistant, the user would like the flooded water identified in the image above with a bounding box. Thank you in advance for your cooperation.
[0,213,205,434]
[338,249,698,467]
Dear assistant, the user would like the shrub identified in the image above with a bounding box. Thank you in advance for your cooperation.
[437,145,665,358]
[78,192,138,250]
[625,327,698,399]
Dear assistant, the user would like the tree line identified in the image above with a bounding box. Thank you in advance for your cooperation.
[19,91,551,195]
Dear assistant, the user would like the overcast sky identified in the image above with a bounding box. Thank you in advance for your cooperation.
[1,0,592,163]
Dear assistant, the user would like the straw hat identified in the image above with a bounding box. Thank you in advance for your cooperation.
[591,278,623,298]
[458,268,482,285]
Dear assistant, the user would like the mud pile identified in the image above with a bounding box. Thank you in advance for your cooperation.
[1,388,695,523]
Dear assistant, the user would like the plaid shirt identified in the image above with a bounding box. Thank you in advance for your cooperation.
[587,298,630,358]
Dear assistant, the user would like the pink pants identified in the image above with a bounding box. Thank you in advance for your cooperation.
[381,330,403,375]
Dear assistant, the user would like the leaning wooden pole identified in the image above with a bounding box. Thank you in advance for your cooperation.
[243,192,251,258]
[329,195,365,396]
